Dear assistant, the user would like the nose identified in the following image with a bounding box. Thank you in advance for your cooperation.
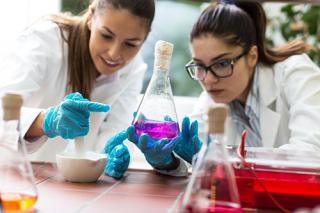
[204,71,219,85]
[108,42,121,61]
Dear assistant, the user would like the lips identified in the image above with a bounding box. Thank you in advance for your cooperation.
[101,56,121,68]
[207,89,225,96]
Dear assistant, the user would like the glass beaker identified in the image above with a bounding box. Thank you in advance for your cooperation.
[132,40,179,140]
[181,104,242,213]
[0,146,38,212]
[0,93,38,212]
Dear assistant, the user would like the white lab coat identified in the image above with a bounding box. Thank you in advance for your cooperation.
[191,54,320,152]
[0,20,147,162]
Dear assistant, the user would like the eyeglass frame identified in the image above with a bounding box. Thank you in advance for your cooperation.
[185,50,248,80]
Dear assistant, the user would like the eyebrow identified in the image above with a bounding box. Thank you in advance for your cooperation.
[193,52,232,63]
[103,27,143,42]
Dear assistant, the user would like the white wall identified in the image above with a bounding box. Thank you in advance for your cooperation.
[0,0,61,55]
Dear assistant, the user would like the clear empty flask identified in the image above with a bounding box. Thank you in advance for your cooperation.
[0,94,38,212]
[132,40,179,140]
[181,104,242,213]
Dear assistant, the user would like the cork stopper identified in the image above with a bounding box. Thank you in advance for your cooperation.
[154,40,174,71]
[208,104,228,134]
[2,93,23,121]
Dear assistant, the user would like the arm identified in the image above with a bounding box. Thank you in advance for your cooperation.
[25,111,45,139]
[280,54,320,152]
[0,21,59,151]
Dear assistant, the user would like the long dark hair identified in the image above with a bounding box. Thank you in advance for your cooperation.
[50,0,155,99]
[190,1,308,65]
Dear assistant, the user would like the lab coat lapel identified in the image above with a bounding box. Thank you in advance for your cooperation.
[259,65,281,148]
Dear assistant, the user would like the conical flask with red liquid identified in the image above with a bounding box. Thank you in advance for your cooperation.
[0,94,38,212]
[132,40,179,140]
[181,104,242,213]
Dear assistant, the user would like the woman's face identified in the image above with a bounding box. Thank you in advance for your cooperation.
[88,7,148,76]
[190,35,257,104]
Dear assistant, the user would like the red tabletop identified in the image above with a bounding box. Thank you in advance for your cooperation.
[31,162,188,213]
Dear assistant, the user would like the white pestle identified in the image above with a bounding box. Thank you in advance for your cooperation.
[56,137,107,183]
[74,137,86,157]
[56,74,133,182]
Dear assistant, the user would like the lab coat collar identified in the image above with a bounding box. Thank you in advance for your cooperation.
[258,63,281,148]
[258,64,277,106]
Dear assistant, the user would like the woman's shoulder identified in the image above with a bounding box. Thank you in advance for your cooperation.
[23,18,61,36]
[21,18,61,42]
[274,54,318,70]
[271,53,319,78]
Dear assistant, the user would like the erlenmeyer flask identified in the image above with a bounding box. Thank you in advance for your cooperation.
[132,40,179,140]
[181,104,242,213]
[0,94,38,212]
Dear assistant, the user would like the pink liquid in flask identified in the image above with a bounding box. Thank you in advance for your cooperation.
[133,120,179,139]
[184,203,242,213]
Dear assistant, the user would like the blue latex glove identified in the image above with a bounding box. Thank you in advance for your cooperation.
[127,125,181,169]
[174,117,202,164]
[103,131,130,179]
[43,92,110,139]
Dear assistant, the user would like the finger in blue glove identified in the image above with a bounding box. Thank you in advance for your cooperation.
[137,133,181,169]
[43,92,110,139]
[104,130,127,154]
[104,143,130,179]
[174,117,202,164]
[127,125,139,144]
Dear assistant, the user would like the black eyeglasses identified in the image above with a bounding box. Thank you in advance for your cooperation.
[185,51,248,81]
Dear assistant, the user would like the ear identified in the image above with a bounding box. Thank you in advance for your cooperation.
[246,45,258,68]
[87,5,95,31]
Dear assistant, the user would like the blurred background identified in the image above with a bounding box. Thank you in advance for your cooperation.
[0,0,319,97]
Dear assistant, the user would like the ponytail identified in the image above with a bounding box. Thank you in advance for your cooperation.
[235,1,308,64]
[191,1,308,66]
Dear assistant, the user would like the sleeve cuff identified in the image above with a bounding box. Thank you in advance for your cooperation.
[153,153,189,177]
[20,107,48,153]
[21,135,48,154]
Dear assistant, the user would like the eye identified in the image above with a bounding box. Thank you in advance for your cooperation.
[194,64,207,72]
[125,42,138,48]
[194,63,206,68]
[101,33,112,40]
[212,60,231,69]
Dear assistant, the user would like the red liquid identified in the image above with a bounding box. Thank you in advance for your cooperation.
[184,202,242,213]
[234,166,320,210]
[133,119,179,139]
[207,204,242,213]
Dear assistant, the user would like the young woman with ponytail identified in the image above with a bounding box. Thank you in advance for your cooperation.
[182,0,320,157]
[0,0,155,179]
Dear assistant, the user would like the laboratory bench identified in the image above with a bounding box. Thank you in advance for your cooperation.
[28,162,284,213]
[31,162,188,213]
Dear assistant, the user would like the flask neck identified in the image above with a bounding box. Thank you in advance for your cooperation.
[0,119,20,151]
[154,53,171,72]
[207,133,225,146]
[152,67,170,77]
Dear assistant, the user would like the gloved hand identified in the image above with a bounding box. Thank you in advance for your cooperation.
[127,125,181,169]
[174,117,202,164]
[43,92,110,139]
[103,131,130,179]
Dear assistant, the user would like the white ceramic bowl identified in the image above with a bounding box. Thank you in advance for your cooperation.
[56,151,107,183]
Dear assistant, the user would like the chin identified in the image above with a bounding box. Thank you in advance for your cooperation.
[97,65,122,76]
[210,95,230,104]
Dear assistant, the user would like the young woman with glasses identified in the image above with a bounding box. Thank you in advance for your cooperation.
[182,0,320,158]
